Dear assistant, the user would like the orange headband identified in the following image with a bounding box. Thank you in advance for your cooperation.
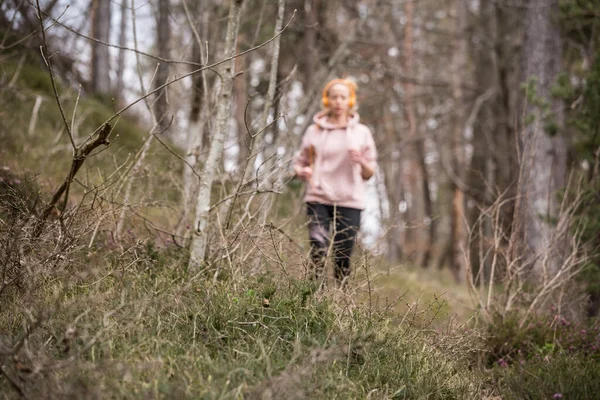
[321,78,357,109]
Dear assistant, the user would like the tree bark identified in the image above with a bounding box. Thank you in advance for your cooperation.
[449,0,469,282]
[90,0,111,95]
[115,0,128,107]
[177,0,212,240]
[381,97,405,263]
[467,0,497,281]
[518,0,568,276]
[303,0,319,89]
[233,34,249,165]
[189,0,245,267]
[153,0,171,132]
[402,0,432,267]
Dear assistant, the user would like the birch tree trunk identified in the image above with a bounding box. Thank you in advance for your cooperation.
[519,0,568,276]
[90,0,111,94]
[189,0,245,268]
[178,0,210,240]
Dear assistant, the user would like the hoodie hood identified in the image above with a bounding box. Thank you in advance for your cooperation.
[313,110,360,130]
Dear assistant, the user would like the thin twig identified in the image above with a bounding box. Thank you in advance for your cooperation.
[35,0,75,150]
[153,132,202,181]
[33,124,111,238]
[31,1,201,67]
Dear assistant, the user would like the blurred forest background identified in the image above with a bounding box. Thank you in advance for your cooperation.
[1,0,599,398]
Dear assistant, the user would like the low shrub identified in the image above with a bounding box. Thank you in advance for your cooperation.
[496,353,600,400]
[483,311,600,399]
[484,311,600,368]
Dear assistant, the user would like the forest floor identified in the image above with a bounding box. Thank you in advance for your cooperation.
[2,54,599,400]
[364,264,475,324]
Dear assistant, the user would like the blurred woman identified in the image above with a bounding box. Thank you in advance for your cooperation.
[293,78,377,287]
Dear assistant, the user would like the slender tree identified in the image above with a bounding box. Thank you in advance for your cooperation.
[90,0,111,94]
[448,0,469,282]
[178,0,211,240]
[115,0,128,106]
[189,0,246,267]
[233,33,250,165]
[153,0,171,131]
[518,0,568,275]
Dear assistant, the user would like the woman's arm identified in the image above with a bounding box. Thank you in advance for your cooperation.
[293,129,314,181]
[349,149,375,180]
[349,128,377,180]
[360,159,375,180]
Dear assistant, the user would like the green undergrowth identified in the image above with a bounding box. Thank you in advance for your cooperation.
[360,264,475,327]
[496,353,600,400]
[0,236,492,399]
[483,311,600,399]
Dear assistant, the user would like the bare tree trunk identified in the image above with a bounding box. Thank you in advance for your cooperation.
[467,1,520,283]
[153,0,171,132]
[448,0,469,282]
[115,0,128,106]
[177,0,211,240]
[416,134,434,267]
[381,98,404,263]
[432,147,453,271]
[303,0,319,88]
[234,34,249,165]
[494,4,521,236]
[518,0,568,276]
[402,0,432,267]
[90,0,111,95]
[189,0,245,267]
[467,0,496,282]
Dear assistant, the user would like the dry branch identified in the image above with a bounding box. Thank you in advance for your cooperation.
[33,124,111,238]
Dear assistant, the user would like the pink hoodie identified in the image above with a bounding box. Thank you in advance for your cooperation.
[294,111,377,210]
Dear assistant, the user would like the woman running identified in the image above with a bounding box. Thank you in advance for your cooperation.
[293,78,377,287]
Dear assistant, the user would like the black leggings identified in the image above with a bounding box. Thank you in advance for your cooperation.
[306,202,361,285]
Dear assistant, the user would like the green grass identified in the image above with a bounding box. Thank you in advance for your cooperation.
[0,53,183,230]
[497,354,600,400]
[0,236,491,399]
[353,263,476,327]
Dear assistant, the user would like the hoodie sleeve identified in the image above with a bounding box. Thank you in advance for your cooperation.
[293,125,314,170]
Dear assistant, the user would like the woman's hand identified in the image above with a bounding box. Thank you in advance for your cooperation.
[295,166,313,181]
[349,149,374,180]
[349,149,365,165]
